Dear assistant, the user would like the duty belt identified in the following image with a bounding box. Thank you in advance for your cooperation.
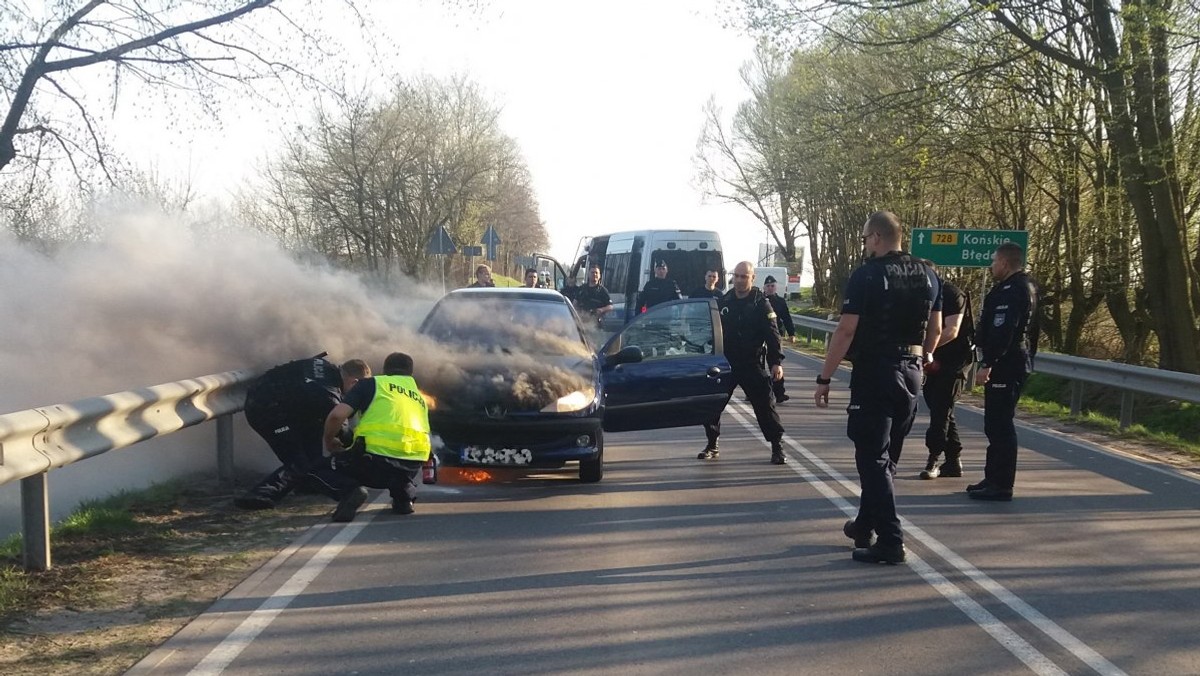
[864,344,924,358]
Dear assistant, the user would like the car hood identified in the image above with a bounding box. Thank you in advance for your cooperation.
[416,351,598,415]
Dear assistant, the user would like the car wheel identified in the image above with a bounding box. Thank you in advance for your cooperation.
[578,431,604,483]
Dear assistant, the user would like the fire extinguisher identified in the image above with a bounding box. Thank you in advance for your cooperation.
[422,455,439,484]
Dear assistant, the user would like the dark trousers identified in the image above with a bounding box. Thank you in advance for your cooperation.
[704,362,784,448]
[922,366,965,458]
[847,357,921,548]
[244,388,355,502]
[983,378,1025,490]
[334,451,423,504]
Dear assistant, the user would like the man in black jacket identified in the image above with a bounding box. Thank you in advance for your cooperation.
[697,261,787,464]
[762,275,796,403]
[920,270,973,479]
[687,269,723,299]
[236,355,369,510]
[640,259,681,310]
[814,211,942,564]
[967,243,1039,502]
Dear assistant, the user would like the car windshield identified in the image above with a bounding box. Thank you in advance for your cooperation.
[421,295,589,356]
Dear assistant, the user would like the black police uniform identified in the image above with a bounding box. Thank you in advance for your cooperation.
[640,274,681,310]
[764,291,795,402]
[921,279,973,477]
[687,286,723,300]
[975,270,1038,493]
[573,282,612,326]
[700,287,786,461]
[842,253,940,549]
[239,356,360,508]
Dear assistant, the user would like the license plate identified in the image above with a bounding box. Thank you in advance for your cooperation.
[461,446,534,465]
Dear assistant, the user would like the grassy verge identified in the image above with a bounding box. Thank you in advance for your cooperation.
[785,339,1200,459]
[0,476,329,676]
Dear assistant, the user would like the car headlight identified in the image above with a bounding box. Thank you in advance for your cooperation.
[541,387,596,413]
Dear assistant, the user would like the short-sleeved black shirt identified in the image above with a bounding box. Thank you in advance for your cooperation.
[573,283,611,313]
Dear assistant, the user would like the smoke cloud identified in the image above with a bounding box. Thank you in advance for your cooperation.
[0,210,596,416]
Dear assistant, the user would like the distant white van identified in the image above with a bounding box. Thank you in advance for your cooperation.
[568,229,724,325]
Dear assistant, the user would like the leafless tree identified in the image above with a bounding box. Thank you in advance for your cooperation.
[0,1,355,184]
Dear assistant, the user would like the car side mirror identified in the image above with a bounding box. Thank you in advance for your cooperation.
[606,345,643,368]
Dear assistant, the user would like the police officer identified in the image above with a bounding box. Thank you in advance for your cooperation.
[687,269,723,299]
[323,352,432,521]
[235,355,370,510]
[572,265,614,327]
[920,267,974,479]
[814,211,942,564]
[762,275,796,403]
[640,259,681,310]
[967,243,1038,502]
[698,261,787,464]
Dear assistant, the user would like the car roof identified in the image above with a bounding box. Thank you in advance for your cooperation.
[446,287,567,302]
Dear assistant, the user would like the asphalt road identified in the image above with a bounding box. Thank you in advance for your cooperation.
[129,351,1200,676]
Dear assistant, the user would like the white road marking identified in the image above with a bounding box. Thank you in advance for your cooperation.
[187,494,387,676]
[728,401,1126,676]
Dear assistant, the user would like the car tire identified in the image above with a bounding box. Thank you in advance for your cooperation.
[578,431,604,483]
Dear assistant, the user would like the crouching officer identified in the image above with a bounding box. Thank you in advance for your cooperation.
[236,354,369,510]
[698,261,787,464]
[814,211,942,564]
[323,351,432,522]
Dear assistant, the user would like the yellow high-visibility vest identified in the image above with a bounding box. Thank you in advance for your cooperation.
[354,375,431,461]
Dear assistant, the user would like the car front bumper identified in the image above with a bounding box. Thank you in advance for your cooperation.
[430,411,603,469]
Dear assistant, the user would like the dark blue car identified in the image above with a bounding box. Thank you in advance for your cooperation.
[416,288,729,482]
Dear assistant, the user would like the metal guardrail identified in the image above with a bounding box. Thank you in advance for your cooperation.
[790,313,1200,427]
[0,368,259,571]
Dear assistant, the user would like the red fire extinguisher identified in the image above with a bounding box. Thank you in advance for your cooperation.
[422,455,439,484]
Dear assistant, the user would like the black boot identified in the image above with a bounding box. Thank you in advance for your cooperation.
[939,452,963,478]
[698,438,719,460]
[770,441,786,465]
[919,451,941,480]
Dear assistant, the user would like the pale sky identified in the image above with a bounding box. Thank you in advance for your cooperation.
[116,0,775,272]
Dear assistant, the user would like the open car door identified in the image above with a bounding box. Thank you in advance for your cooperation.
[532,253,569,292]
[599,298,730,432]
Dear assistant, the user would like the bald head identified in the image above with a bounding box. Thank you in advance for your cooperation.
[731,261,755,296]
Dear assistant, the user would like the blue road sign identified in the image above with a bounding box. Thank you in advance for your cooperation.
[482,225,501,261]
[426,226,457,255]
[461,245,483,257]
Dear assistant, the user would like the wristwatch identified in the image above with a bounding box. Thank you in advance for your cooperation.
[815,375,832,385]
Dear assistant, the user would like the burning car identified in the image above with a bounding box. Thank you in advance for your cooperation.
[415,288,729,482]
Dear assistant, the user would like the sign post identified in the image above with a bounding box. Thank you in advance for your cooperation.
[910,228,1028,268]
[426,226,458,293]
[482,225,501,262]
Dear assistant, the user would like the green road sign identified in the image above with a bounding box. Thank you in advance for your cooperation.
[910,228,1029,267]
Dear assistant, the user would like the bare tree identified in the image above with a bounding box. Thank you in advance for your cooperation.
[247,75,545,284]
[0,1,351,183]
